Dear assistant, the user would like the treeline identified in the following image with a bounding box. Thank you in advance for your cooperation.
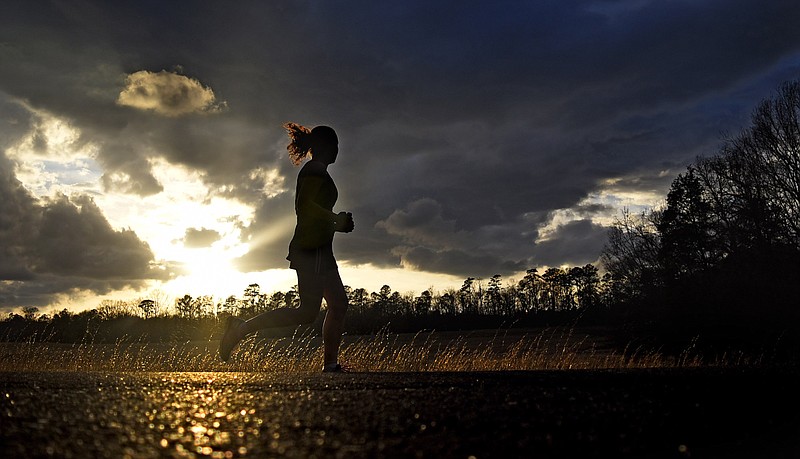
[0,264,616,344]
[234,265,611,321]
[601,80,800,352]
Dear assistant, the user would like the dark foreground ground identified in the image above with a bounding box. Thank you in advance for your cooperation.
[2,368,799,458]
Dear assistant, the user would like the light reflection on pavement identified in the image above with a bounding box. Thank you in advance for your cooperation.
[2,369,800,458]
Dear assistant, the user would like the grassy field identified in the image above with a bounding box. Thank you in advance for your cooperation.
[0,326,763,373]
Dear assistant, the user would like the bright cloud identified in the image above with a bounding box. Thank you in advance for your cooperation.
[117,70,227,117]
[5,105,102,197]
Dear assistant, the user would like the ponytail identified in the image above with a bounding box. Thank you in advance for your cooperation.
[283,122,312,165]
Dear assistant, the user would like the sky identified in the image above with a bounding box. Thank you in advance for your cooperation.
[2,0,800,313]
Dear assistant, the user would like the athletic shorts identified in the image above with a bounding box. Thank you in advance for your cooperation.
[287,243,337,274]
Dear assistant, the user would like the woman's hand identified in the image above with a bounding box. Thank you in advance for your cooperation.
[334,212,355,233]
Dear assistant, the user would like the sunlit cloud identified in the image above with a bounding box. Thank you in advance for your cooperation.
[529,179,667,267]
[94,157,254,257]
[537,174,668,243]
[248,167,287,199]
[5,105,102,198]
[117,70,227,117]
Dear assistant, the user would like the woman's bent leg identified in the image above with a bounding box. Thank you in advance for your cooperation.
[322,269,349,366]
[242,269,324,334]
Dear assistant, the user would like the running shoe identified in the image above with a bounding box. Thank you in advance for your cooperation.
[322,363,350,373]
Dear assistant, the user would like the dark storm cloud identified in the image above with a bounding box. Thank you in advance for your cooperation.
[0,146,173,308]
[392,245,526,279]
[377,198,461,249]
[374,198,532,277]
[2,0,800,281]
[181,227,221,248]
[33,194,162,279]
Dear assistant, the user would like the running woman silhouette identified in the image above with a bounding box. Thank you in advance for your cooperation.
[219,123,354,372]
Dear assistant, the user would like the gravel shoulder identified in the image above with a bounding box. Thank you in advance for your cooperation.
[2,368,799,458]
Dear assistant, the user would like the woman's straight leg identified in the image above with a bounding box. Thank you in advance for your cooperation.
[322,269,349,366]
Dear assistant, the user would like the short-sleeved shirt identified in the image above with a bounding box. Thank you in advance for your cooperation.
[286,161,338,273]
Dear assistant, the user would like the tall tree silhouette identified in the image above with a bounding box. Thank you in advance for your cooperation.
[657,168,724,281]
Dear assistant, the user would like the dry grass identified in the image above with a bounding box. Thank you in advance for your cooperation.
[0,328,762,373]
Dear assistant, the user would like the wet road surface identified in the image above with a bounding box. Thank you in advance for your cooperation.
[2,368,799,458]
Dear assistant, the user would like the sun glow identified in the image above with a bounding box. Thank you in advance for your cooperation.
[165,245,252,299]
[164,261,298,303]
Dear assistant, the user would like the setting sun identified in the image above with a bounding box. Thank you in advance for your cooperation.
[168,243,250,297]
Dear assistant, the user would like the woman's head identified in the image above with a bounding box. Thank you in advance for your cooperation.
[284,122,339,165]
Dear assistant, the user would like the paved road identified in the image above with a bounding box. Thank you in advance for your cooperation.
[2,368,799,458]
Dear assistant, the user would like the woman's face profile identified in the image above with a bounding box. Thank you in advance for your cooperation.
[330,141,339,163]
[316,136,339,164]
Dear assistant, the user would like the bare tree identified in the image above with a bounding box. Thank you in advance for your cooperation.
[600,208,662,299]
[720,80,800,247]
